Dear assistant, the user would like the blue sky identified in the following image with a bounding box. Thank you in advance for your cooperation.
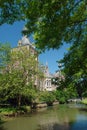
[0,21,70,73]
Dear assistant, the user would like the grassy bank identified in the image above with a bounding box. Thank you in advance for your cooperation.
[0,106,31,118]
[81,98,87,105]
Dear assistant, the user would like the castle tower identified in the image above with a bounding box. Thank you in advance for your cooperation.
[13,26,38,87]
[18,26,31,46]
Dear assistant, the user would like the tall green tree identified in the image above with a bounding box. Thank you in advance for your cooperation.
[7,46,39,107]
[60,38,87,98]
[0,43,11,103]
[0,44,43,107]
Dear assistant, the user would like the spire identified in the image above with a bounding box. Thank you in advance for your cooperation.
[20,26,31,46]
[22,26,28,36]
[18,26,35,48]
[46,61,48,67]
[21,35,31,45]
[44,61,50,77]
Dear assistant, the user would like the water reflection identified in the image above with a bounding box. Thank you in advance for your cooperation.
[0,120,5,130]
[1,104,87,130]
[37,123,70,130]
[0,126,5,130]
[70,114,87,130]
[37,105,87,130]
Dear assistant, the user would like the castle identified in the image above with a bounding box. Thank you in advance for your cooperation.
[15,27,63,91]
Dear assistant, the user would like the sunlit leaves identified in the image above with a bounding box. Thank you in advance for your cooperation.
[0,43,42,106]
[0,0,87,51]
[60,36,87,97]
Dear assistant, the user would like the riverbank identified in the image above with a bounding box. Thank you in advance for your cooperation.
[1,104,87,130]
[0,106,31,118]
[0,101,59,119]
[81,98,87,105]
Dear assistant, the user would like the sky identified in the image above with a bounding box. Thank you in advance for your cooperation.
[0,21,70,74]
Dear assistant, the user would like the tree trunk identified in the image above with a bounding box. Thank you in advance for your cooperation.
[18,95,21,108]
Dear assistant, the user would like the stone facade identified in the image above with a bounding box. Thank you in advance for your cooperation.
[39,63,58,91]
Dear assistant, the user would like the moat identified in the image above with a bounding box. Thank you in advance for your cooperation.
[1,104,87,130]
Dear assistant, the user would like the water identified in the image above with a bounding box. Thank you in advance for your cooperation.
[0,104,87,130]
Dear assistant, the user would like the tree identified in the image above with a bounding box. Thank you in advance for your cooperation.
[0,0,87,101]
[0,44,43,107]
[39,91,56,106]
[25,0,87,51]
[0,0,87,51]
[60,38,87,98]
[0,43,11,103]
[0,0,25,25]
[7,46,39,107]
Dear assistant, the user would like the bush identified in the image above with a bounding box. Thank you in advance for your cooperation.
[39,91,56,105]
[17,106,31,113]
[81,98,87,105]
[53,90,68,104]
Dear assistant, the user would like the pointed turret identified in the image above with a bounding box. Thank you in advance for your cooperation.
[44,62,50,77]
[18,26,32,46]
[22,26,28,36]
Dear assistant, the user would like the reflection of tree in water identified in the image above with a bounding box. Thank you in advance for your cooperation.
[36,109,73,130]
[0,126,5,130]
[37,122,71,130]
[0,120,6,130]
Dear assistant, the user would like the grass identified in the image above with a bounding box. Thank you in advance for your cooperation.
[81,98,87,105]
[0,106,31,123]
[0,107,16,116]
[0,106,31,117]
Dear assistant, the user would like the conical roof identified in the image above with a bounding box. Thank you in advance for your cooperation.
[21,35,31,45]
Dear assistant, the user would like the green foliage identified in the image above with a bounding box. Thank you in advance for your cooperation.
[8,47,39,106]
[82,91,87,98]
[0,1,87,51]
[0,1,87,100]
[0,0,25,25]
[53,90,67,104]
[23,85,38,103]
[65,85,78,99]
[53,85,77,104]
[0,42,11,71]
[0,43,42,107]
[16,105,31,113]
[25,0,87,51]
[39,91,56,105]
[0,43,11,103]
[81,98,87,105]
[60,38,87,98]
[0,107,16,115]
